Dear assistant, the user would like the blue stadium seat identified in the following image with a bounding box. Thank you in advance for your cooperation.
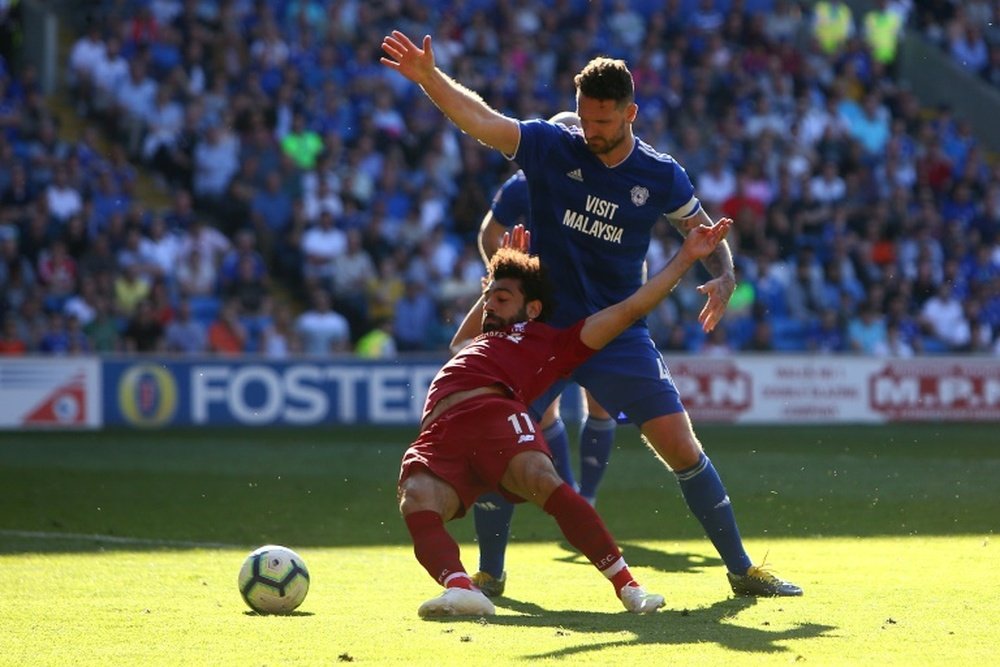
[743,0,775,13]
[727,316,756,349]
[240,316,261,354]
[676,0,773,15]
[771,316,809,352]
[189,296,221,326]
[920,336,949,354]
[682,320,708,350]
[756,282,789,319]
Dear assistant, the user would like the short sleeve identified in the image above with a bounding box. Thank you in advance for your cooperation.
[549,319,597,375]
[513,120,561,177]
[663,161,702,221]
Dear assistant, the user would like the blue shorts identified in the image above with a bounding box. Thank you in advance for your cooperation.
[531,327,685,426]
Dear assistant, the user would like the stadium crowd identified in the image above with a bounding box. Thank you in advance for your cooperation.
[1,0,999,358]
[912,0,1000,84]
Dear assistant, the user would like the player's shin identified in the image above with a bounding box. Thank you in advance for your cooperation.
[675,452,753,575]
[543,417,575,487]
[578,416,615,503]
[472,492,514,579]
[542,483,635,594]
[404,510,473,589]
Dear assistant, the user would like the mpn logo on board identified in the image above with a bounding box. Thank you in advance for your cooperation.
[870,362,1000,421]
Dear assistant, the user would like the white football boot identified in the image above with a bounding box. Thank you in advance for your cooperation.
[418,587,496,618]
[620,584,665,614]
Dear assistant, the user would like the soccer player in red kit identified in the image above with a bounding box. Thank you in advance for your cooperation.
[398,219,732,617]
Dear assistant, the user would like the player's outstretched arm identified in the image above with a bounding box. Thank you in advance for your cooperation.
[580,218,733,351]
[380,31,519,155]
[478,211,507,263]
[449,292,486,355]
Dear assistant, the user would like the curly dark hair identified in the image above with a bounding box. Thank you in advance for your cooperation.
[573,57,634,107]
[487,248,555,322]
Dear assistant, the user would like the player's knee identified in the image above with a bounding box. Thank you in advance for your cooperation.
[539,400,560,428]
[398,475,436,515]
[641,431,702,470]
[397,484,420,516]
[504,451,562,503]
[522,460,564,504]
[584,392,612,420]
[671,444,702,470]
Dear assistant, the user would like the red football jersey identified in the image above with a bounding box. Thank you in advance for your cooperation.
[422,319,595,421]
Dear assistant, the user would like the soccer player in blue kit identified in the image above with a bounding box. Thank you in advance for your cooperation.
[381,30,802,597]
[473,112,619,596]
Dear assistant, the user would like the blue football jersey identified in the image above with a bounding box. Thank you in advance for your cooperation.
[512,119,701,329]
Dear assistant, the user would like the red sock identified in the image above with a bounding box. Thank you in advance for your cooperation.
[542,483,636,595]
[444,575,473,590]
[404,510,469,587]
[608,565,639,598]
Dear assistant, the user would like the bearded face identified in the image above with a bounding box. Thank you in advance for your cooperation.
[583,116,629,156]
[481,278,533,333]
[577,95,636,160]
[482,305,529,333]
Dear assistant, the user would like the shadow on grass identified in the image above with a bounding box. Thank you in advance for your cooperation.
[482,595,835,659]
[475,541,830,658]
[242,610,314,617]
[552,540,725,575]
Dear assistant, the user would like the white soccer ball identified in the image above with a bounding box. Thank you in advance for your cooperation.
[238,545,310,614]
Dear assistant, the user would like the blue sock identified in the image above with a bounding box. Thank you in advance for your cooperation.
[473,492,514,578]
[578,416,615,501]
[543,418,575,487]
[675,452,753,575]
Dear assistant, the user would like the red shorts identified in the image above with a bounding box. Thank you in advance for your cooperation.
[399,395,552,517]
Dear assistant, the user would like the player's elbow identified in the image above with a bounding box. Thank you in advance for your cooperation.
[481,115,519,155]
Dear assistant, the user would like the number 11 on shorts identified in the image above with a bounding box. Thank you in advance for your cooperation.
[507,412,537,443]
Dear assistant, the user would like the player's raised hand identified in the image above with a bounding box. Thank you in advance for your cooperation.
[681,217,731,260]
[500,224,531,254]
[685,218,734,333]
[380,31,436,84]
[696,274,735,333]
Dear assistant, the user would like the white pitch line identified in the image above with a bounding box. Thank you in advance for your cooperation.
[0,529,239,549]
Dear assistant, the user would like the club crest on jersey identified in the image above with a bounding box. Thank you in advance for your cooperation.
[506,321,526,344]
[630,185,649,206]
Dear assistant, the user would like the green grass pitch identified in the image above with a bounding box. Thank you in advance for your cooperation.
[1,424,997,665]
